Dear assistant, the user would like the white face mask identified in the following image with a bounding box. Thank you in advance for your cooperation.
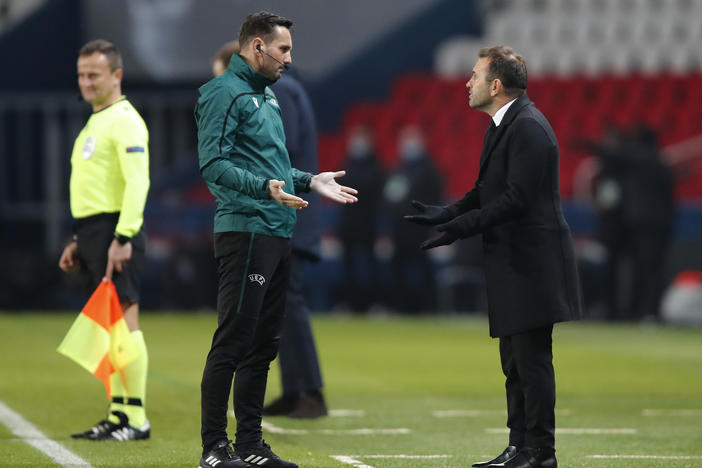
[399,137,424,161]
[348,135,372,160]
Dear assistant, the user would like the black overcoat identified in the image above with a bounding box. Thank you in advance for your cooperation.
[449,94,582,337]
[271,71,322,261]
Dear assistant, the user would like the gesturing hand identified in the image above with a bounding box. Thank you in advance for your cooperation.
[310,171,358,204]
[420,210,481,250]
[403,200,452,226]
[269,179,309,210]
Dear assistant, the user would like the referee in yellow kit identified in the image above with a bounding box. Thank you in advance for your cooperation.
[58,39,151,441]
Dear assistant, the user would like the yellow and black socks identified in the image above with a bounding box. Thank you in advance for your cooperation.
[107,330,148,427]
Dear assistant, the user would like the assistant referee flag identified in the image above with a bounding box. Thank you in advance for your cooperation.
[58,278,140,398]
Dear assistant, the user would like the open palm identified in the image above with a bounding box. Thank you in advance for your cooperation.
[310,171,358,204]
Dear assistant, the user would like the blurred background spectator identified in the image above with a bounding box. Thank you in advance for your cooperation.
[2,0,702,324]
[381,125,443,313]
[336,124,385,312]
[576,123,675,321]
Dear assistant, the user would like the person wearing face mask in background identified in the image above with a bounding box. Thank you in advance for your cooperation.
[382,125,443,312]
[337,124,385,312]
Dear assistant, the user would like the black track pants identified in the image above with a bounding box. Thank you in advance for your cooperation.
[201,232,291,449]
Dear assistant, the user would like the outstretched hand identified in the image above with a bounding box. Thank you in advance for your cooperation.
[419,210,481,250]
[310,171,358,204]
[269,179,309,209]
[403,200,452,226]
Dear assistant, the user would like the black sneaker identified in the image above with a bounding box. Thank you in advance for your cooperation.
[93,411,150,441]
[71,417,119,440]
[199,440,249,468]
[236,440,297,468]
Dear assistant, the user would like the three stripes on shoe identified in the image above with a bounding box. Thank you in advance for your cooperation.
[244,455,270,465]
[109,426,138,441]
[201,454,270,466]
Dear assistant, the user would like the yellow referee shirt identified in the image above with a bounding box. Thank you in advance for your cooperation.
[70,97,150,238]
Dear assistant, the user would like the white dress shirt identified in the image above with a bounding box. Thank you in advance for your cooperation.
[492,97,518,127]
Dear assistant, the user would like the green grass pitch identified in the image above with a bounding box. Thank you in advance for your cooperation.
[1,312,701,467]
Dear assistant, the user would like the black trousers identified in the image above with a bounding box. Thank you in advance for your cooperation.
[499,325,555,449]
[201,232,291,450]
[278,253,323,394]
[603,226,670,321]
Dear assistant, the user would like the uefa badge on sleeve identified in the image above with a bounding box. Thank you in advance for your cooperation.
[82,136,97,160]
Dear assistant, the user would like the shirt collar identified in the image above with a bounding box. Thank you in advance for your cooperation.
[228,54,276,91]
[492,97,518,127]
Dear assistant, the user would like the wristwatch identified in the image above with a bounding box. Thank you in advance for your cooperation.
[115,234,131,245]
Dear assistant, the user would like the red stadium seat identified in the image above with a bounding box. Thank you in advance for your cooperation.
[325,71,702,201]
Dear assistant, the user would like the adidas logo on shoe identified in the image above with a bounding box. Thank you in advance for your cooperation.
[92,411,150,441]
[244,454,270,465]
[199,440,249,468]
[71,418,118,440]
[204,455,223,467]
[235,440,297,468]
[105,420,150,441]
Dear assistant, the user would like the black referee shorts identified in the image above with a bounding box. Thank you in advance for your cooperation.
[74,212,146,304]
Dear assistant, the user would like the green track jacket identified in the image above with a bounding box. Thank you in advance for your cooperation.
[195,54,312,237]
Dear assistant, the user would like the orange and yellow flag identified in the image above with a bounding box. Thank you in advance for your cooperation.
[57,278,140,398]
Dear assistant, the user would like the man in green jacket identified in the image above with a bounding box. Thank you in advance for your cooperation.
[195,11,357,468]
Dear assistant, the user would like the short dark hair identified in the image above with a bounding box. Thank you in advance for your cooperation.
[214,40,240,67]
[79,39,123,71]
[238,11,293,46]
[478,46,527,97]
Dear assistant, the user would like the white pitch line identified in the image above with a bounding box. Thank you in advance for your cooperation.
[642,408,702,416]
[258,419,411,436]
[329,409,366,417]
[357,455,452,459]
[261,421,308,435]
[331,454,451,468]
[320,428,410,435]
[330,455,375,468]
[434,409,572,418]
[486,428,637,435]
[588,455,702,460]
[0,400,94,468]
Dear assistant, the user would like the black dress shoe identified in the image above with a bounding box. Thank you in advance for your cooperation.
[472,446,518,467]
[489,447,556,468]
[263,393,300,416]
[288,390,328,419]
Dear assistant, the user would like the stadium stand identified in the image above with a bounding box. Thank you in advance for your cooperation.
[320,0,702,200]
[319,72,702,199]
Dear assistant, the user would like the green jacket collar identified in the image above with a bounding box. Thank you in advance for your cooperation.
[228,54,275,92]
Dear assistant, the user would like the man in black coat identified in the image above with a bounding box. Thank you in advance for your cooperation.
[406,46,581,468]
[264,66,328,418]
